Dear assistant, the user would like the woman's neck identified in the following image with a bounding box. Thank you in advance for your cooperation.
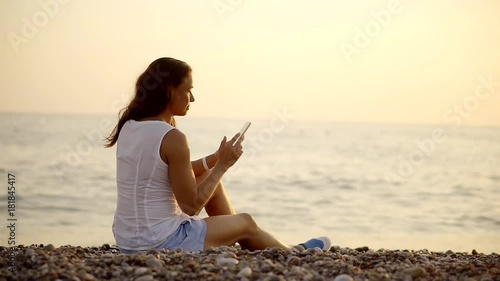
[138,112,174,125]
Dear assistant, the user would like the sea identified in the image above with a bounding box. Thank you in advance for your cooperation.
[0,112,499,253]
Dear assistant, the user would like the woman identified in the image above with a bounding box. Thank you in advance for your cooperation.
[105,57,331,253]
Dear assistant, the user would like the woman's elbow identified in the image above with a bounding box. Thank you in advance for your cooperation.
[178,201,199,216]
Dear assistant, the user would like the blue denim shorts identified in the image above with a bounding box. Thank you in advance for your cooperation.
[119,219,207,254]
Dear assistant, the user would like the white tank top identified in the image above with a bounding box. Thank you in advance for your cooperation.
[112,119,198,250]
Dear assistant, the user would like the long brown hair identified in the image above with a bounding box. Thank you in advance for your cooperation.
[104,57,191,148]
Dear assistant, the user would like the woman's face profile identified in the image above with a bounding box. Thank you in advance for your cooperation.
[170,73,194,116]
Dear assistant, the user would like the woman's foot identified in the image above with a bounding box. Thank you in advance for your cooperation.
[298,236,331,251]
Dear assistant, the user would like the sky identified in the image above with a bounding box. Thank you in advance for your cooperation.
[1,0,499,126]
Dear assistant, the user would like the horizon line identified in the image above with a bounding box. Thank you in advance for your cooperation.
[1,110,499,129]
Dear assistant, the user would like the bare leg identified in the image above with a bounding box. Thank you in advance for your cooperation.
[196,171,289,251]
[195,170,235,216]
[238,227,289,250]
[203,213,288,251]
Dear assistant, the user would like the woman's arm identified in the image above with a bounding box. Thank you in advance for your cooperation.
[192,153,217,176]
[162,130,243,216]
[171,117,217,176]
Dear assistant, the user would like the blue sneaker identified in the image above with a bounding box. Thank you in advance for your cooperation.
[300,236,331,251]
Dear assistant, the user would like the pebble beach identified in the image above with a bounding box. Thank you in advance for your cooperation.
[1,244,499,281]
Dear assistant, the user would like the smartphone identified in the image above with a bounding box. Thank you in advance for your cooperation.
[234,122,251,143]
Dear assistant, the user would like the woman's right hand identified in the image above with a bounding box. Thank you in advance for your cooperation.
[214,133,244,171]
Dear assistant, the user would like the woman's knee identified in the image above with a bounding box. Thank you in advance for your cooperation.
[238,213,258,233]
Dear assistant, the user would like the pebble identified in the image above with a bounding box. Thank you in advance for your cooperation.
[134,267,148,276]
[402,266,426,278]
[287,256,301,266]
[183,259,198,270]
[333,274,354,281]
[218,251,237,259]
[25,248,36,256]
[77,269,95,281]
[305,247,323,255]
[442,255,452,262]
[145,255,163,268]
[39,262,49,269]
[216,257,239,266]
[261,259,275,272]
[43,244,56,251]
[101,253,115,259]
[355,246,370,252]
[480,276,494,281]
[80,273,96,281]
[330,245,341,252]
[261,275,286,281]
[237,266,252,277]
[216,246,234,252]
[135,275,154,281]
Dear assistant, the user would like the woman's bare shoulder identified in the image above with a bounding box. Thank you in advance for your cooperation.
[159,128,188,164]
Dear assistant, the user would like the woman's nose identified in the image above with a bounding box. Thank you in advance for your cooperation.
[190,92,195,102]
